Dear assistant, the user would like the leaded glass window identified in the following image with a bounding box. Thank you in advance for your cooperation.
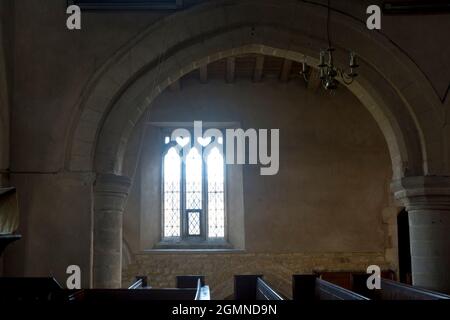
[162,132,226,241]
[207,147,225,238]
[185,148,202,211]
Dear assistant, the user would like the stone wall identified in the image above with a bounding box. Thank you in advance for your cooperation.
[123,252,389,299]
[4,0,447,287]
[3,0,163,285]
[122,78,398,292]
[0,0,12,187]
[123,78,394,250]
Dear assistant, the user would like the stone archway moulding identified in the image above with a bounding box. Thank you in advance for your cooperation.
[65,0,445,181]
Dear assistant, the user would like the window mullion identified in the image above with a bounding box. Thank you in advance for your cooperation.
[181,148,186,239]
[202,146,208,240]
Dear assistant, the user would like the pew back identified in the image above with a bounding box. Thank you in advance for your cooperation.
[194,279,211,300]
[177,275,205,288]
[71,288,198,301]
[0,277,63,302]
[352,274,450,300]
[315,278,369,300]
[256,278,284,300]
[128,276,148,289]
[234,275,284,300]
[292,275,369,301]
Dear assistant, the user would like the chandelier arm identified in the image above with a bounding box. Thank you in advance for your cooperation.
[341,73,354,85]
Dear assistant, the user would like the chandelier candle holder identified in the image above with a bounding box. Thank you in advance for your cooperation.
[301,0,360,91]
[318,48,359,90]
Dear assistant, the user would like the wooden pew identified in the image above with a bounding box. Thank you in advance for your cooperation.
[70,288,199,302]
[68,275,151,301]
[128,276,148,289]
[292,274,369,300]
[314,271,449,300]
[194,278,210,300]
[352,274,450,300]
[0,274,210,302]
[176,275,205,288]
[317,270,395,290]
[70,275,210,302]
[0,277,64,302]
[177,275,210,300]
[234,275,284,300]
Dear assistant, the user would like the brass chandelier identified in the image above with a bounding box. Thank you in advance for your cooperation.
[318,48,359,90]
[310,0,359,90]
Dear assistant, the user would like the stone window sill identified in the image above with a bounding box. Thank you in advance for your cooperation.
[141,248,245,254]
[144,240,244,253]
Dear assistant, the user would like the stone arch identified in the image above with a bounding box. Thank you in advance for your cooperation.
[65,0,445,180]
[64,0,448,288]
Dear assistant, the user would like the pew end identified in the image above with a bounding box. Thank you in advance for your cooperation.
[176,275,205,288]
[128,276,148,289]
[292,274,369,300]
[234,275,284,300]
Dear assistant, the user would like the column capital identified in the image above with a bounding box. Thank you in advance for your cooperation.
[391,176,450,211]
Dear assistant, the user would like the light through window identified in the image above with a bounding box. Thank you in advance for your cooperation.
[162,133,225,240]
[163,147,181,237]
[207,147,225,238]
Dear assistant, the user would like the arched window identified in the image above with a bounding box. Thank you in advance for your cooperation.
[162,134,226,241]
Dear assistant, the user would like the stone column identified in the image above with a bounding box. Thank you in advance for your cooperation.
[93,173,131,288]
[392,176,450,293]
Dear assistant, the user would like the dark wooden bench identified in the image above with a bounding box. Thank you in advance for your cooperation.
[317,270,395,290]
[313,271,450,300]
[0,277,65,302]
[128,276,148,289]
[292,274,369,300]
[70,288,199,301]
[352,274,450,300]
[0,275,210,302]
[234,275,284,300]
[70,275,210,301]
[176,275,205,288]
[194,278,210,300]
[176,275,210,300]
